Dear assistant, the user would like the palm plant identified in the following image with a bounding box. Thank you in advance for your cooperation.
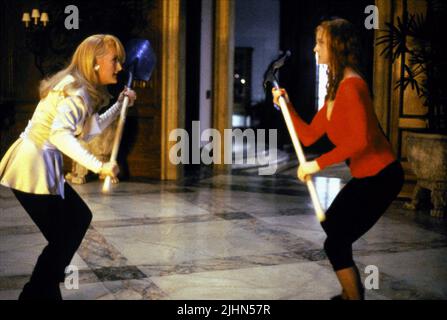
[376,0,447,133]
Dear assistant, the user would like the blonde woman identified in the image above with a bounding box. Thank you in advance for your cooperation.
[0,34,136,300]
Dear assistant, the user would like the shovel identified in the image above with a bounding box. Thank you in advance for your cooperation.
[102,39,157,193]
[264,51,325,222]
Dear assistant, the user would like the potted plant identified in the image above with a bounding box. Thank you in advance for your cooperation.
[377,0,447,217]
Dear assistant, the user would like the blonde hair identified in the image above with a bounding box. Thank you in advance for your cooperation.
[39,34,125,110]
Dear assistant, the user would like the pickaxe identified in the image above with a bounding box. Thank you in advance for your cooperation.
[264,51,325,222]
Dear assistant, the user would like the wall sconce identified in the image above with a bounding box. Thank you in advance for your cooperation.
[21,8,51,76]
[31,9,40,25]
[22,12,31,28]
[40,12,49,26]
[22,9,49,28]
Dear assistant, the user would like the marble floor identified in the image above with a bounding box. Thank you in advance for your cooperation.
[0,162,446,300]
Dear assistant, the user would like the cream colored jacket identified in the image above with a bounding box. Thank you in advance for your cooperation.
[0,75,122,198]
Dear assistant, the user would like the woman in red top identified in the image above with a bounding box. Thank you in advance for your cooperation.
[273,18,404,300]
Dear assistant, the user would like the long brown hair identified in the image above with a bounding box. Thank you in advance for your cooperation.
[39,34,125,110]
[317,19,363,101]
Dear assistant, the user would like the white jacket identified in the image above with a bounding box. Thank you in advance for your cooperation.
[0,75,122,198]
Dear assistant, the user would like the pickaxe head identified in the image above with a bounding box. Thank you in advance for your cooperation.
[263,50,291,89]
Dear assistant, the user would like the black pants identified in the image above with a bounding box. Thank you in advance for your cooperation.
[321,161,404,271]
[12,183,92,300]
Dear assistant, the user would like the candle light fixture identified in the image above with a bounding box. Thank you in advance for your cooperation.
[40,12,49,27]
[20,8,51,76]
[31,9,40,25]
[22,8,49,28]
[22,12,31,28]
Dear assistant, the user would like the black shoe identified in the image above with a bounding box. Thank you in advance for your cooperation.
[330,294,345,300]
[18,282,37,300]
[18,282,62,300]
[360,287,365,300]
[330,289,365,300]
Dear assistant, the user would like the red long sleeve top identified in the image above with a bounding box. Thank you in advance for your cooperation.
[288,77,396,178]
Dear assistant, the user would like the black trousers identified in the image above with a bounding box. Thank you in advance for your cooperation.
[321,161,404,271]
[12,183,92,300]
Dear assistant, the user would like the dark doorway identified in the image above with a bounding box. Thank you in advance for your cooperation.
[184,0,202,175]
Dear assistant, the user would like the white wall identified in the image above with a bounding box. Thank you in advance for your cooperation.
[235,0,280,104]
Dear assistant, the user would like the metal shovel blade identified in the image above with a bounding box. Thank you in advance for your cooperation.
[125,39,157,82]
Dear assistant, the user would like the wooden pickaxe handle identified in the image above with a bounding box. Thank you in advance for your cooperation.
[102,94,131,193]
[276,91,326,222]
